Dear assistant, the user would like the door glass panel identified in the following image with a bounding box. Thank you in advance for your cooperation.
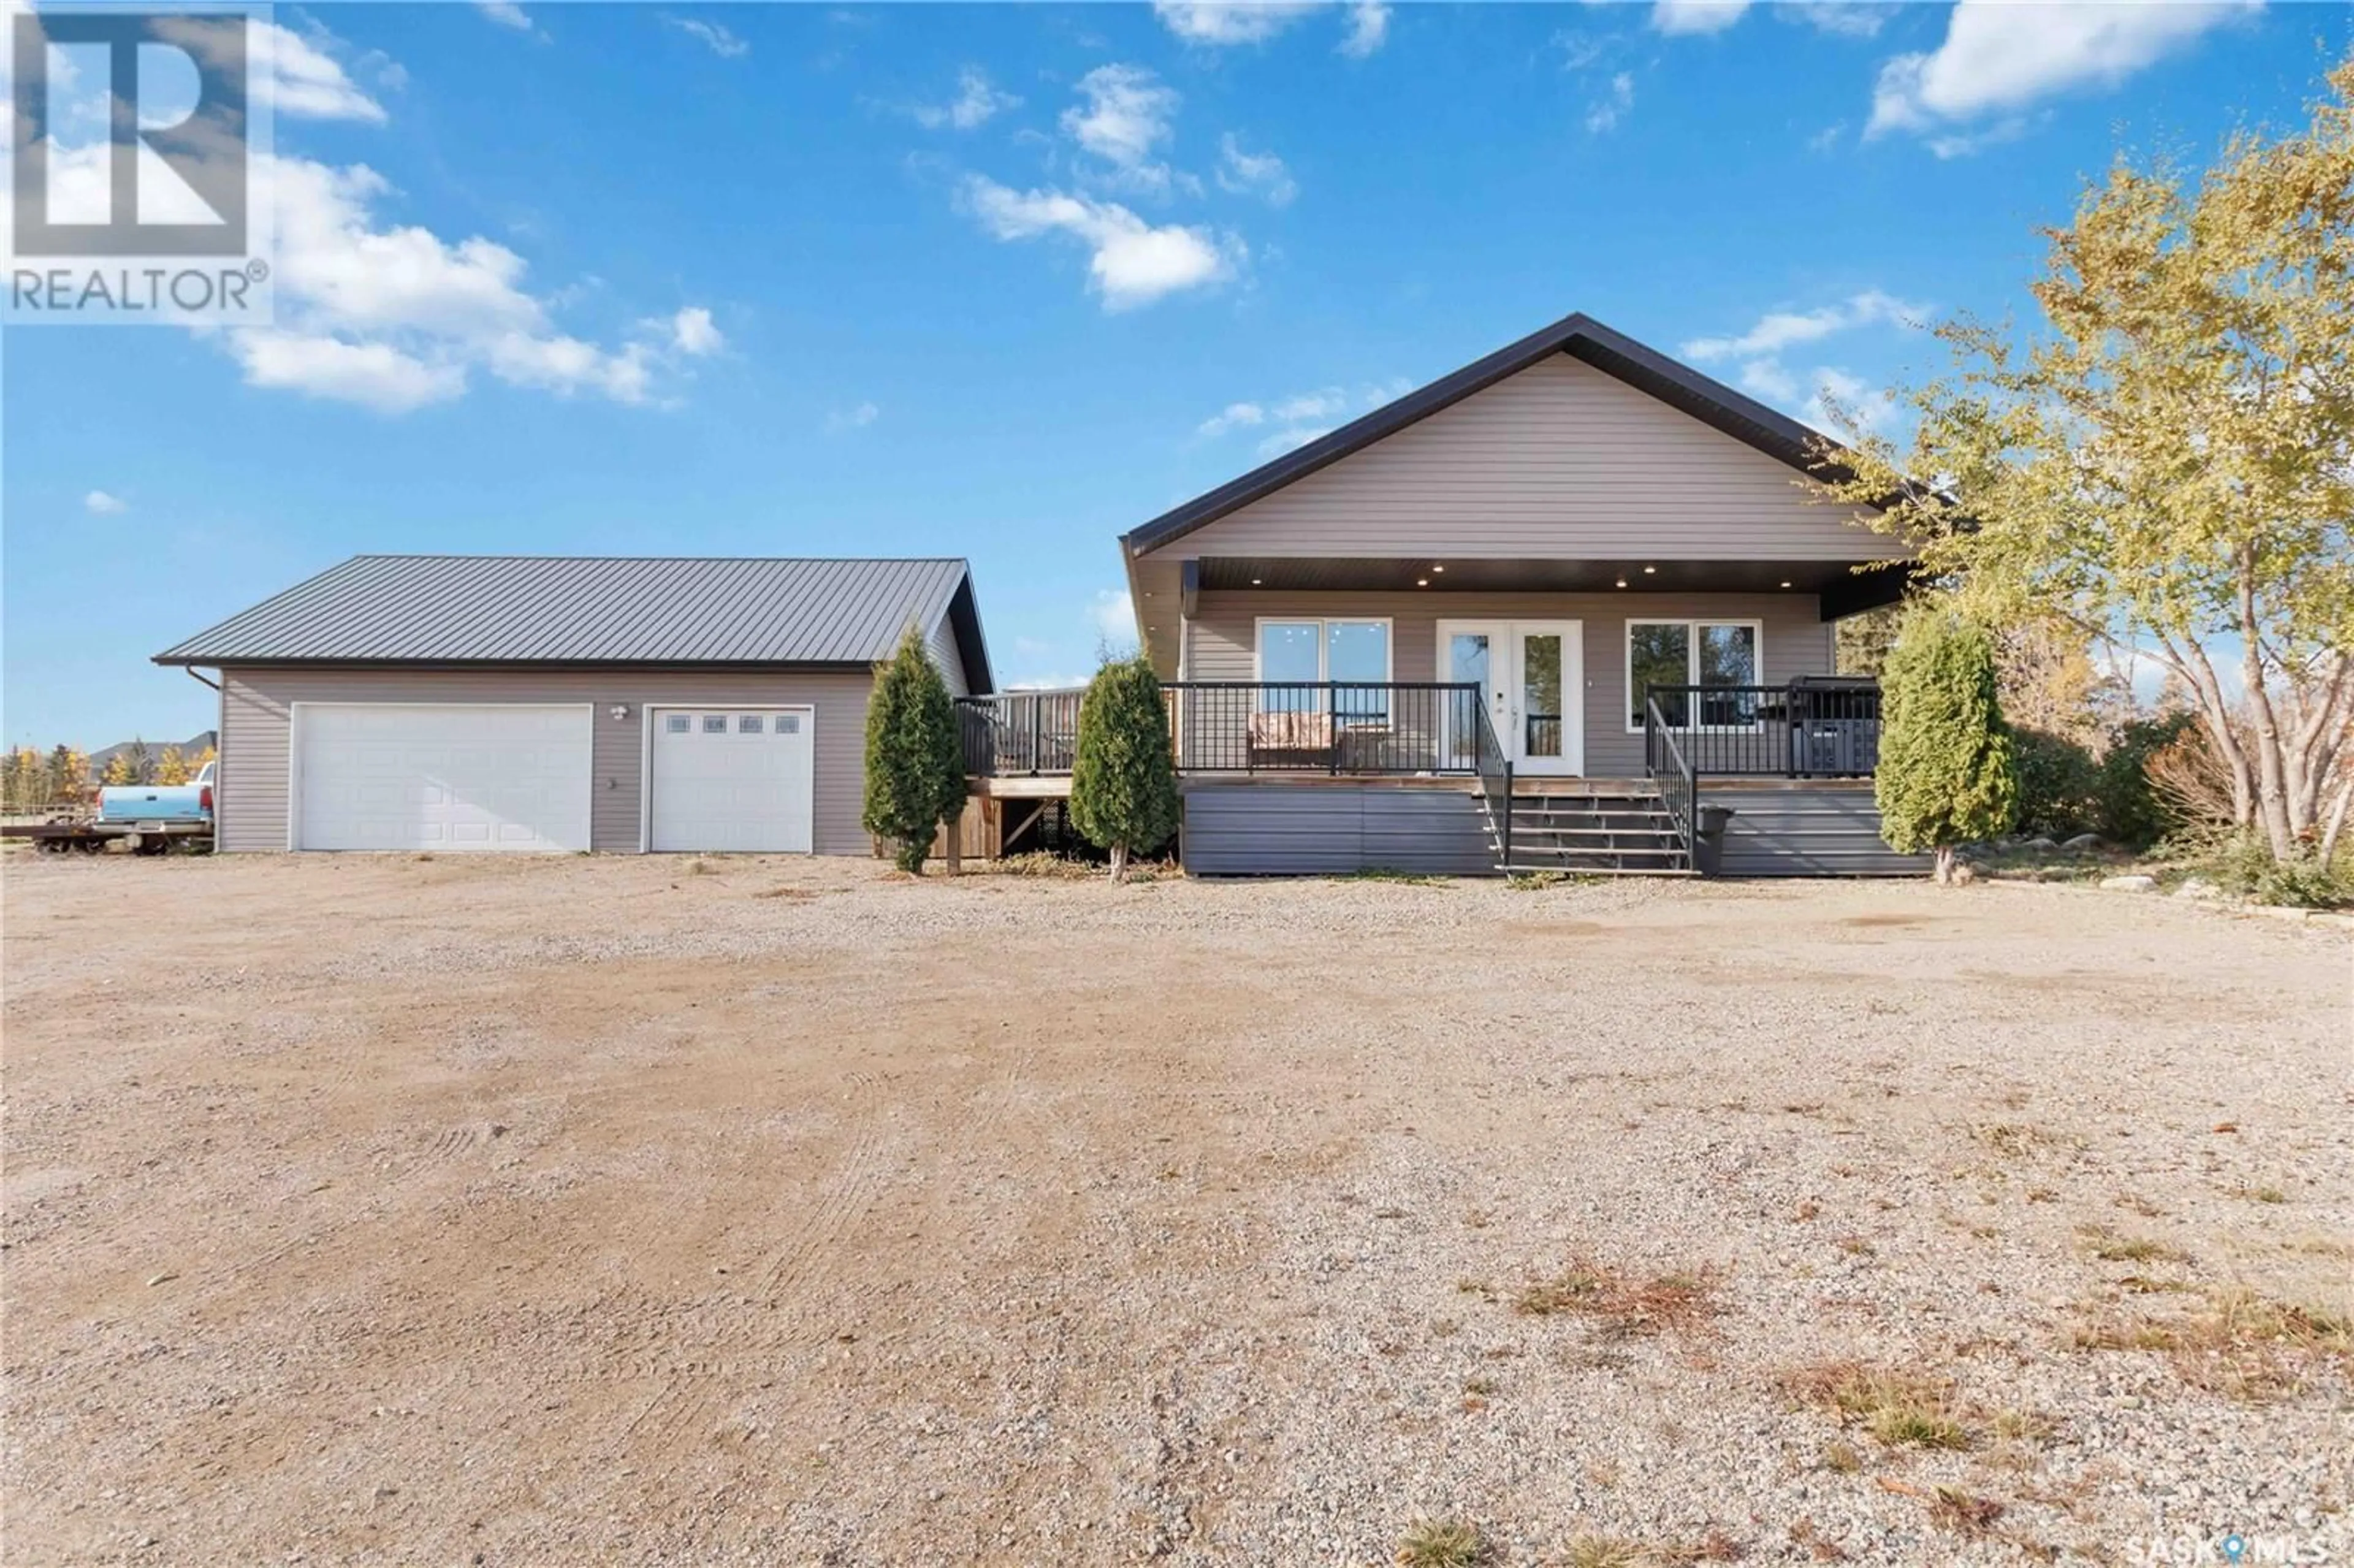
[1522,633,1565,759]
[1443,632,1491,766]
[1447,632,1490,687]
[1629,622,1691,727]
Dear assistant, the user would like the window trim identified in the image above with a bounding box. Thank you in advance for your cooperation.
[1624,617,1764,733]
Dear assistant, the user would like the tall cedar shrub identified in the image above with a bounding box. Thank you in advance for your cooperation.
[1876,607,2021,881]
[1069,655,1179,881]
[2011,727,2101,839]
[861,627,964,873]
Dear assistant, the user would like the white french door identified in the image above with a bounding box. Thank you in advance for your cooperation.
[1436,620,1585,775]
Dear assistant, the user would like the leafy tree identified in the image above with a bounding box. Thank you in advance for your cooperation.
[1876,607,2020,883]
[1815,59,2354,864]
[125,738,154,785]
[156,746,191,785]
[2097,710,2201,848]
[194,745,218,775]
[861,626,964,874]
[0,747,28,812]
[101,750,139,786]
[1069,655,1179,881]
[2011,728,2100,839]
[46,745,89,806]
[1834,605,1902,679]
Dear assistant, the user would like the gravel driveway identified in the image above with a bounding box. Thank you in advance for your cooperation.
[4,853,2347,1566]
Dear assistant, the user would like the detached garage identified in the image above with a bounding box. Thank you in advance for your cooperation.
[153,555,993,856]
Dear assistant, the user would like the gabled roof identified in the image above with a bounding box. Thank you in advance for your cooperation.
[1122,310,1857,558]
[154,555,994,690]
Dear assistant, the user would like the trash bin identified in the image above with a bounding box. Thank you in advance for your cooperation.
[1695,805,1735,877]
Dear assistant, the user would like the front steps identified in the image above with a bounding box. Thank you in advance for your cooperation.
[1487,785,1694,876]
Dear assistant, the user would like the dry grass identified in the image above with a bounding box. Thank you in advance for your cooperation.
[1971,1123,2081,1160]
[1511,1261,1721,1339]
[1395,1515,1488,1568]
[1562,1534,1743,1568]
[2076,1225,2192,1265]
[2069,1288,2354,1402]
[1780,1362,1975,1450]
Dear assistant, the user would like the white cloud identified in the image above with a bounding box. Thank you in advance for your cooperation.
[1197,401,1265,436]
[1680,288,1925,361]
[1584,72,1634,134]
[1198,378,1400,447]
[960,176,1239,310]
[221,155,719,412]
[233,330,469,414]
[1804,367,1897,436]
[1062,64,1181,190]
[477,2,531,29]
[153,15,389,122]
[1216,134,1297,207]
[825,401,879,433]
[1153,1,1324,46]
[1089,589,1138,647]
[1806,121,1845,153]
[84,490,128,515]
[1339,1,1390,57]
[1257,425,1331,457]
[1738,359,1799,402]
[667,306,724,356]
[1867,1,2254,141]
[913,66,1021,131]
[1778,1,1885,38]
[1651,0,1750,36]
[665,15,750,58]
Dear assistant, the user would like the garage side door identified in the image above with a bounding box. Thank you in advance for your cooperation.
[295,704,593,852]
[649,708,814,853]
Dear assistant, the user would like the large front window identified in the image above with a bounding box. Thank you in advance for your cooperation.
[1257,618,1392,717]
[1627,620,1760,729]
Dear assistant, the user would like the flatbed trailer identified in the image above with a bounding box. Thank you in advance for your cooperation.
[2,819,213,854]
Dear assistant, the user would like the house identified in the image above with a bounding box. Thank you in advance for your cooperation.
[153,555,992,855]
[961,310,1924,877]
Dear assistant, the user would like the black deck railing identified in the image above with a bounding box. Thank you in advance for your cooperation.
[1640,679,1881,779]
[1643,693,1699,867]
[1163,681,1490,775]
[959,682,1502,778]
[957,687,1084,777]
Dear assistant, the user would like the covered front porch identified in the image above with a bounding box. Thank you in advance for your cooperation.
[956,674,1894,876]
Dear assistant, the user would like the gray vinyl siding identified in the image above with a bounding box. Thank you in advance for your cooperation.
[218,666,879,855]
[1705,785,1925,878]
[1164,356,1881,561]
[1182,590,1832,778]
[1182,786,1492,876]
[924,617,969,697]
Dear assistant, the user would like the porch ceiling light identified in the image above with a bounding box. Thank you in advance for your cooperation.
[1251,577,1262,585]
[1780,580,1792,588]
[1416,577,1430,587]
[1615,576,1628,588]
[1430,563,1444,573]
[1642,565,1655,574]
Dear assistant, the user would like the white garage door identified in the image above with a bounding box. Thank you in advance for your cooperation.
[649,707,814,853]
[294,703,593,852]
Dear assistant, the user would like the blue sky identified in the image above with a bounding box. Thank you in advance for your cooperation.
[4,0,2337,748]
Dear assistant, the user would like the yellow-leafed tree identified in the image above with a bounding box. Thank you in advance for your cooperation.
[156,746,191,785]
[1815,58,2354,866]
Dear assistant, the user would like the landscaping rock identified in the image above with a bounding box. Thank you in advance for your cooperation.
[2062,832,2106,853]
[2026,836,2060,853]
[2100,874,2158,892]
[2173,877,2223,901]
